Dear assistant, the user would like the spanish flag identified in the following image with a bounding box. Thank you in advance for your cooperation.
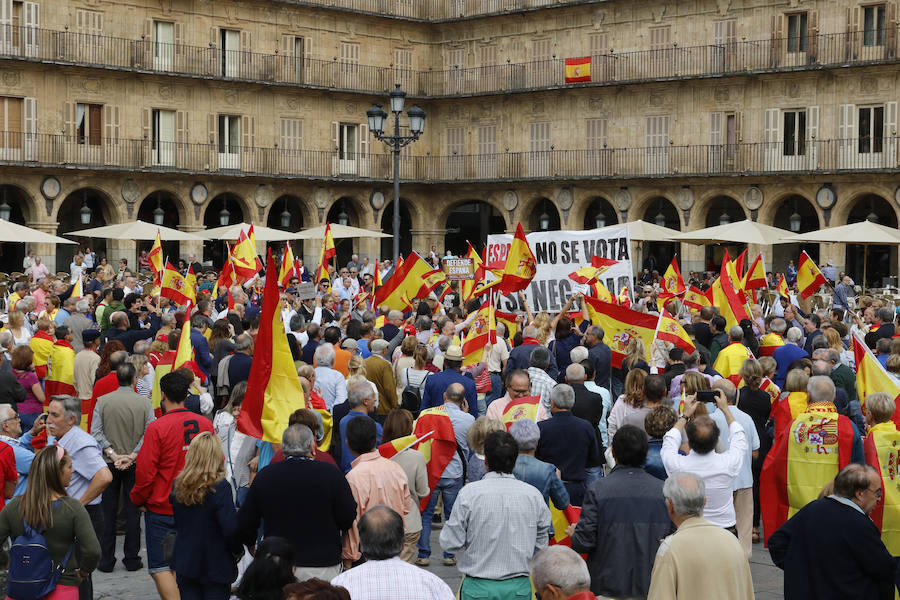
[46,339,77,417]
[771,391,809,435]
[321,222,336,263]
[151,351,175,416]
[495,310,519,341]
[582,295,658,368]
[797,251,826,299]
[568,256,618,285]
[148,229,164,278]
[853,333,900,423]
[161,262,195,307]
[863,421,900,559]
[656,308,695,355]
[776,274,790,299]
[759,332,785,357]
[237,250,307,443]
[462,301,495,367]
[247,224,264,272]
[214,244,236,298]
[231,229,260,281]
[413,406,458,511]
[733,249,748,280]
[372,252,434,312]
[460,243,484,304]
[550,501,581,546]
[564,57,591,83]
[501,395,542,431]
[486,223,536,296]
[184,265,196,297]
[744,254,767,290]
[70,276,83,300]
[373,259,383,289]
[683,285,712,311]
[710,250,750,330]
[378,431,435,460]
[760,403,855,545]
[30,330,54,379]
[279,241,296,288]
[659,257,686,300]
[590,280,615,303]
[420,269,448,297]
[172,307,193,372]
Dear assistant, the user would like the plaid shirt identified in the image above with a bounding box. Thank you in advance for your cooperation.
[528,367,557,414]
[331,557,455,600]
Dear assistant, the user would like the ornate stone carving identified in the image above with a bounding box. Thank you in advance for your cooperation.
[744,186,763,211]
[613,188,632,212]
[556,188,574,211]
[502,190,518,211]
[676,187,694,211]
[121,179,141,204]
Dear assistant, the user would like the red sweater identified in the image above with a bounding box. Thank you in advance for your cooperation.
[130,408,213,515]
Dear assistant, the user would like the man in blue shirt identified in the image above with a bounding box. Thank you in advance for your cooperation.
[417,383,474,566]
[773,327,809,388]
[0,403,38,496]
[421,345,477,418]
[338,380,382,473]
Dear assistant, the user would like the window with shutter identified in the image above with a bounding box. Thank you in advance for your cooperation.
[280,118,302,151]
[477,124,497,177]
[586,118,607,150]
[23,96,34,158]
[22,1,37,57]
[217,114,240,168]
[447,126,464,155]
[76,9,103,63]
[151,108,175,166]
[446,47,465,93]
[529,121,551,176]
[864,5,887,46]
[154,21,174,71]
[859,105,885,153]
[0,96,22,150]
[220,29,240,77]
[340,42,359,87]
[479,44,497,66]
[782,109,806,155]
[787,13,808,53]
[649,26,672,76]
[646,115,670,173]
[394,48,413,89]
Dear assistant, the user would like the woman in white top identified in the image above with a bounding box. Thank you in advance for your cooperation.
[606,368,648,441]
[128,353,154,399]
[7,311,31,346]
[70,254,84,284]
[399,345,430,396]
[393,336,418,396]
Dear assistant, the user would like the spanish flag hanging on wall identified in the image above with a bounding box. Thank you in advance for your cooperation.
[760,403,855,545]
[582,295,658,368]
[797,251,827,299]
[564,57,591,83]
[237,250,307,443]
[864,421,900,559]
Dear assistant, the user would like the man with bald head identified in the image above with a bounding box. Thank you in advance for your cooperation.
[566,362,606,482]
[707,378,760,557]
[106,309,159,354]
[506,325,559,380]
[661,384,747,536]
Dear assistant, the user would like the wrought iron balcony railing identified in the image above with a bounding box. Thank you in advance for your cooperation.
[0,132,896,182]
[0,28,896,97]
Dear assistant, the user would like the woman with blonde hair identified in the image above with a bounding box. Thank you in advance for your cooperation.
[7,310,31,346]
[612,338,650,390]
[823,327,854,368]
[606,368,648,440]
[532,312,552,345]
[465,416,506,483]
[172,431,241,600]
[0,445,100,599]
[39,295,61,322]
[772,368,810,434]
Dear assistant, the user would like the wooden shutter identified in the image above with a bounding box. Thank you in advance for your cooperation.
[88,104,102,145]
[23,97,35,159]
[764,108,780,144]
[331,121,339,151]
[710,111,723,146]
[838,104,856,142]
[807,11,819,62]
[359,123,369,157]
[174,22,184,56]
[887,2,898,58]
[63,101,74,136]
[807,105,819,141]
[209,26,218,46]
[886,101,898,137]
[176,110,188,143]
[847,7,861,59]
[771,14,784,66]
[141,107,151,140]
[23,1,38,55]
[241,115,255,148]
[240,30,251,68]
[207,113,217,144]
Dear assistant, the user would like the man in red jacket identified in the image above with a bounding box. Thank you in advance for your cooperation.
[130,371,213,600]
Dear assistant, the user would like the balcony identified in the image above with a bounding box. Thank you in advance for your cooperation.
[0,28,897,98]
[3,132,897,182]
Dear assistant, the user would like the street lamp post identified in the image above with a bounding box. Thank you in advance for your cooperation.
[367,84,426,262]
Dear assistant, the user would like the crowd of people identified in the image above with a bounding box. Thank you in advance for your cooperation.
[0,245,897,600]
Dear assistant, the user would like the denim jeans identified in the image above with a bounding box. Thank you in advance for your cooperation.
[417,476,462,559]
[584,465,604,487]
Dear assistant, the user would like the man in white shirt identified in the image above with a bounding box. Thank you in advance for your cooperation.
[707,379,760,558]
[660,387,747,534]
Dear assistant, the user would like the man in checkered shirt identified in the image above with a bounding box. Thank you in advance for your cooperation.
[331,505,454,600]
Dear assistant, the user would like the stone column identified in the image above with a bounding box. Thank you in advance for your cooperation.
[27,221,61,274]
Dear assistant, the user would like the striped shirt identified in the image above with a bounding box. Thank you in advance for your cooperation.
[439,472,551,580]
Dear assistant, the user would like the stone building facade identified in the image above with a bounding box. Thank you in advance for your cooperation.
[0,0,898,283]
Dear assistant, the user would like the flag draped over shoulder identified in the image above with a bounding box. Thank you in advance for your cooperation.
[797,251,826,299]
[46,340,79,425]
[760,403,855,545]
[864,421,900,557]
[412,406,458,511]
[30,330,54,379]
[582,295,658,368]
[237,251,306,443]
[372,252,434,312]
[501,396,542,431]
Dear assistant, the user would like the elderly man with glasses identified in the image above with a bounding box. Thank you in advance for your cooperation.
[0,403,42,496]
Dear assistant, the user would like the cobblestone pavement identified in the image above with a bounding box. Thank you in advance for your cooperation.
[94,529,784,599]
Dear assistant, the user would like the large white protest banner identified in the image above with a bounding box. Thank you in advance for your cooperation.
[485,225,633,313]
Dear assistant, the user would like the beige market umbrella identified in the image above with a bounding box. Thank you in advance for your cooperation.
[65,220,205,241]
[787,220,900,289]
[621,220,682,242]
[0,219,76,245]
[201,223,300,242]
[671,220,795,245]
[296,223,390,240]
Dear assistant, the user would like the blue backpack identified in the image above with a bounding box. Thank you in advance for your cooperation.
[8,500,75,600]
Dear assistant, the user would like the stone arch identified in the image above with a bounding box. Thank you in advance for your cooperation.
[327,197,363,266]
[843,193,898,288]
[692,192,748,229]
[202,193,246,265]
[581,195,619,230]
[526,196,561,232]
[137,190,185,264]
[832,187,900,228]
[443,199,508,256]
[633,195,680,273]
[0,184,34,273]
[767,193,822,272]
[380,199,415,259]
[434,194,509,233]
[56,186,119,269]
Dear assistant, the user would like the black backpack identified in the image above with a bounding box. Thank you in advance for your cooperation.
[8,500,74,600]
[400,368,427,415]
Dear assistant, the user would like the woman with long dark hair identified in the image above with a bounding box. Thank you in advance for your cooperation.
[0,446,100,599]
[235,536,297,600]
[94,339,126,380]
